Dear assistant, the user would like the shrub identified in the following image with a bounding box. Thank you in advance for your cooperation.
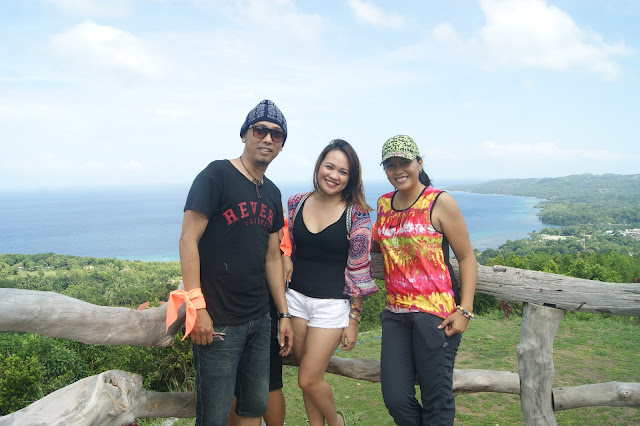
[360,281,387,331]
[0,355,44,415]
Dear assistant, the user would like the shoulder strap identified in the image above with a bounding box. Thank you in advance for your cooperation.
[293,193,355,237]
[346,204,354,236]
[291,192,312,229]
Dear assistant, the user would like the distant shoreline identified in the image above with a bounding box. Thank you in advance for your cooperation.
[0,184,546,261]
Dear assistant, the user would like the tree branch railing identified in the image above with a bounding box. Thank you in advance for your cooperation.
[1,254,639,425]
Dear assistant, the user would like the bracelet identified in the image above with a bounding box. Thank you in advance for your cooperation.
[456,305,474,319]
[456,305,475,320]
[349,312,361,322]
[277,312,292,319]
[350,303,362,313]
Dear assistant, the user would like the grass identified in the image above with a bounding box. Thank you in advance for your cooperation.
[139,313,639,425]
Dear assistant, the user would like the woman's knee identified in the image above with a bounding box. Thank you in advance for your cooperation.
[297,370,323,393]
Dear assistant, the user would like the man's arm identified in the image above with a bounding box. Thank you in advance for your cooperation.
[265,231,293,355]
[179,210,214,345]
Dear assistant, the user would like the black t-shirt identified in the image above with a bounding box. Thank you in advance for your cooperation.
[289,200,349,299]
[184,160,284,325]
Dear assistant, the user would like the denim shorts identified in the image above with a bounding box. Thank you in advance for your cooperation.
[286,288,350,328]
[192,313,271,425]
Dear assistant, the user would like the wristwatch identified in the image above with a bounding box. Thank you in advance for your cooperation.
[277,312,292,319]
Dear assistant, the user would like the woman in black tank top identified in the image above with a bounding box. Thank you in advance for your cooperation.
[283,140,377,426]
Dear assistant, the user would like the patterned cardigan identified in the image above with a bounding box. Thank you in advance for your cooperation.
[287,192,378,298]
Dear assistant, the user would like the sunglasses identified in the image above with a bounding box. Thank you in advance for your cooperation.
[249,125,285,143]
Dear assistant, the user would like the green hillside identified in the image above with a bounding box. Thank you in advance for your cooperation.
[447,173,640,226]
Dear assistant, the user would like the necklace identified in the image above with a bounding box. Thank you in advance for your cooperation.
[239,156,263,198]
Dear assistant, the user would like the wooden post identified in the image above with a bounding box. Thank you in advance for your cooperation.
[517,303,565,425]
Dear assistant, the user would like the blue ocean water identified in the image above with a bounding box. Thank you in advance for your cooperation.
[0,181,546,262]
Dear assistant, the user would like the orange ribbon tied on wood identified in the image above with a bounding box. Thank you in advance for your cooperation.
[165,288,207,341]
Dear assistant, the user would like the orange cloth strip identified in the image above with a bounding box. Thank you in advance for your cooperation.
[165,288,207,341]
[280,217,292,256]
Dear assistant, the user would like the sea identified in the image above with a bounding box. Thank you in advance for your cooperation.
[0,181,546,262]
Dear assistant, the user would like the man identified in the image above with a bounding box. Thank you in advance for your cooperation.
[179,99,293,426]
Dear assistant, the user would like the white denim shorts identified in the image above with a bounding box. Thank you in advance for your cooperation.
[286,288,350,328]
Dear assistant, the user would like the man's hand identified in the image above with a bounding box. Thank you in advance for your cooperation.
[190,309,214,345]
[278,318,294,356]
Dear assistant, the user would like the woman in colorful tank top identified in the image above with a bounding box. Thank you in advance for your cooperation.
[283,139,378,426]
[372,135,478,425]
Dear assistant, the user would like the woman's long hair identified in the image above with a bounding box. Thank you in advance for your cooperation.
[312,139,372,212]
[416,156,431,187]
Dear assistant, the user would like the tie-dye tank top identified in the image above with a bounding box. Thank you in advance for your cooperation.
[375,186,458,319]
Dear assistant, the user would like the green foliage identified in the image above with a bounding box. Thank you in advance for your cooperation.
[0,254,186,414]
[0,253,181,307]
[479,239,640,284]
[467,175,640,312]
[100,335,195,392]
[472,293,499,315]
[0,332,94,407]
[285,315,640,426]
[0,354,44,415]
[2,244,638,421]
[0,331,196,414]
[360,281,387,331]
[448,173,640,227]
[6,333,85,388]
[3,172,639,420]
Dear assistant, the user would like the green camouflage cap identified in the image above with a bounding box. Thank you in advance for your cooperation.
[381,135,420,164]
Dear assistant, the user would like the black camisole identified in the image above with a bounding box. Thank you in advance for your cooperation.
[288,201,350,299]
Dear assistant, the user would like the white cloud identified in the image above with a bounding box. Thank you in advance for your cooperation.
[481,140,616,160]
[431,0,633,80]
[78,160,111,171]
[11,152,110,173]
[2,1,637,189]
[243,0,326,44]
[428,139,635,180]
[154,105,192,118]
[0,151,151,188]
[123,160,144,171]
[50,20,167,79]
[432,22,461,44]
[45,0,131,18]
[0,103,64,119]
[347,0,405,30]
[478,0,633,79]
[521,78,535,90]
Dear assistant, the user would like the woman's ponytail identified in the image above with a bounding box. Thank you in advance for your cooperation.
[417,157,431,186]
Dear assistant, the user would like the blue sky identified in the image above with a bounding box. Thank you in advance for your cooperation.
[1,0,638,191]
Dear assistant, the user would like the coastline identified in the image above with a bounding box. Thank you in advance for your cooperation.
[0,184,546,262]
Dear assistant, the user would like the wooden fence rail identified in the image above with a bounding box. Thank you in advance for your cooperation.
[1,255,639,425]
